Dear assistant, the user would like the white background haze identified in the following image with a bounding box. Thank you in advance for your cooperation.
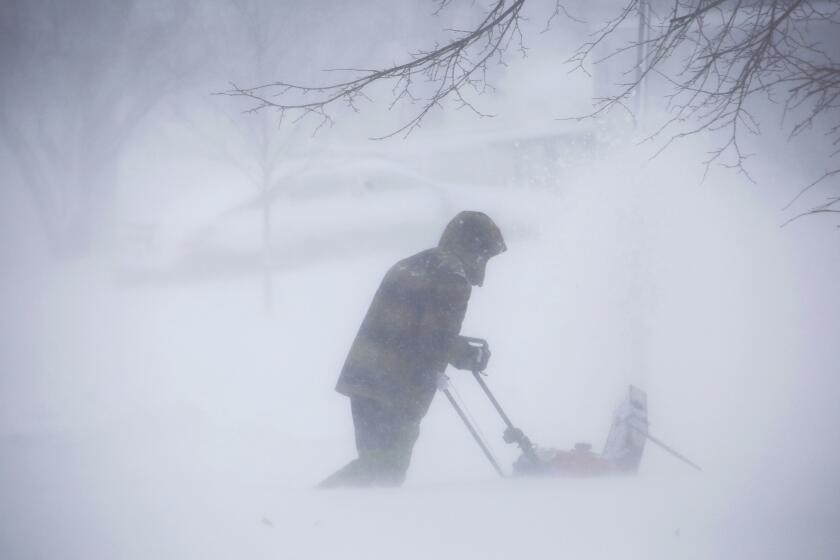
[1,1,839,559]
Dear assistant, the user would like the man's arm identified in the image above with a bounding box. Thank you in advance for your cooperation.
[413,271,472,373]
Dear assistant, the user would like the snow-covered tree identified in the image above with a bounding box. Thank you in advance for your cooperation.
[0,0,194,257]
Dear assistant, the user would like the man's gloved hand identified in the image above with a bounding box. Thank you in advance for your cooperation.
[448,336,491,371]
[436,372,450,391]
[503,426,525,444]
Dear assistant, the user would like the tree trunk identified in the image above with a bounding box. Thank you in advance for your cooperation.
[261,184,274,315]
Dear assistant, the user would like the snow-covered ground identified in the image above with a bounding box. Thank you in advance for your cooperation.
[2,140,839,560]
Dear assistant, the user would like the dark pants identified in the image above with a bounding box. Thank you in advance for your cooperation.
[319,395,427,488]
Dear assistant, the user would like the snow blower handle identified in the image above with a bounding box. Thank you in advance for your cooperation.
[469,367,541,466]
[441,387,506,478]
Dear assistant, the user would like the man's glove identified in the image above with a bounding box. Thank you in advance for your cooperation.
[448,336,491,371]
[436,372,450,391]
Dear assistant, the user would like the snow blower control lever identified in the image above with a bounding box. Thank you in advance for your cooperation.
[462,337,541,467]
[441,388,505,477]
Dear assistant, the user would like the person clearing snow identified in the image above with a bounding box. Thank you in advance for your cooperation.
[318,211,507,488]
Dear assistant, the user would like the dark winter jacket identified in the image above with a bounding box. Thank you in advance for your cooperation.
[335,247,472,412]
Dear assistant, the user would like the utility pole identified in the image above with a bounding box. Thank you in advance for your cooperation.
[634,0,651,122]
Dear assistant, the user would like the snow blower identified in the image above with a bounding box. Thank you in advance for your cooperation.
[444,338,702,477]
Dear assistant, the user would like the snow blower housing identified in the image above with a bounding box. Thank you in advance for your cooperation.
[511,385,649,476]
[442,341,700,477]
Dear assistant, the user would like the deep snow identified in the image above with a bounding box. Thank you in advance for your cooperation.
[2,137,839,559]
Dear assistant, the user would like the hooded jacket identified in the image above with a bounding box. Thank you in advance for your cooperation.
[335,211,505,415]
[335,247,471,412]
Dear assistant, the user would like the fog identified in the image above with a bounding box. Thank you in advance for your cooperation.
[1,1,839,559]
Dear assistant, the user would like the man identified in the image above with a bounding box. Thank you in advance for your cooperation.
[319,211,507,488]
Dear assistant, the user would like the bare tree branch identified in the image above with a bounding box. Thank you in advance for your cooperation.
[219,0,528,139]
[221,0,840,226]
[569,0,840,223]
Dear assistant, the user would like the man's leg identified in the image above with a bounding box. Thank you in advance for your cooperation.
[317,396,391,488]
[372,415,421,486]
[358,394,434,487]
[350,396,415,486]
[319,394,429,488]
